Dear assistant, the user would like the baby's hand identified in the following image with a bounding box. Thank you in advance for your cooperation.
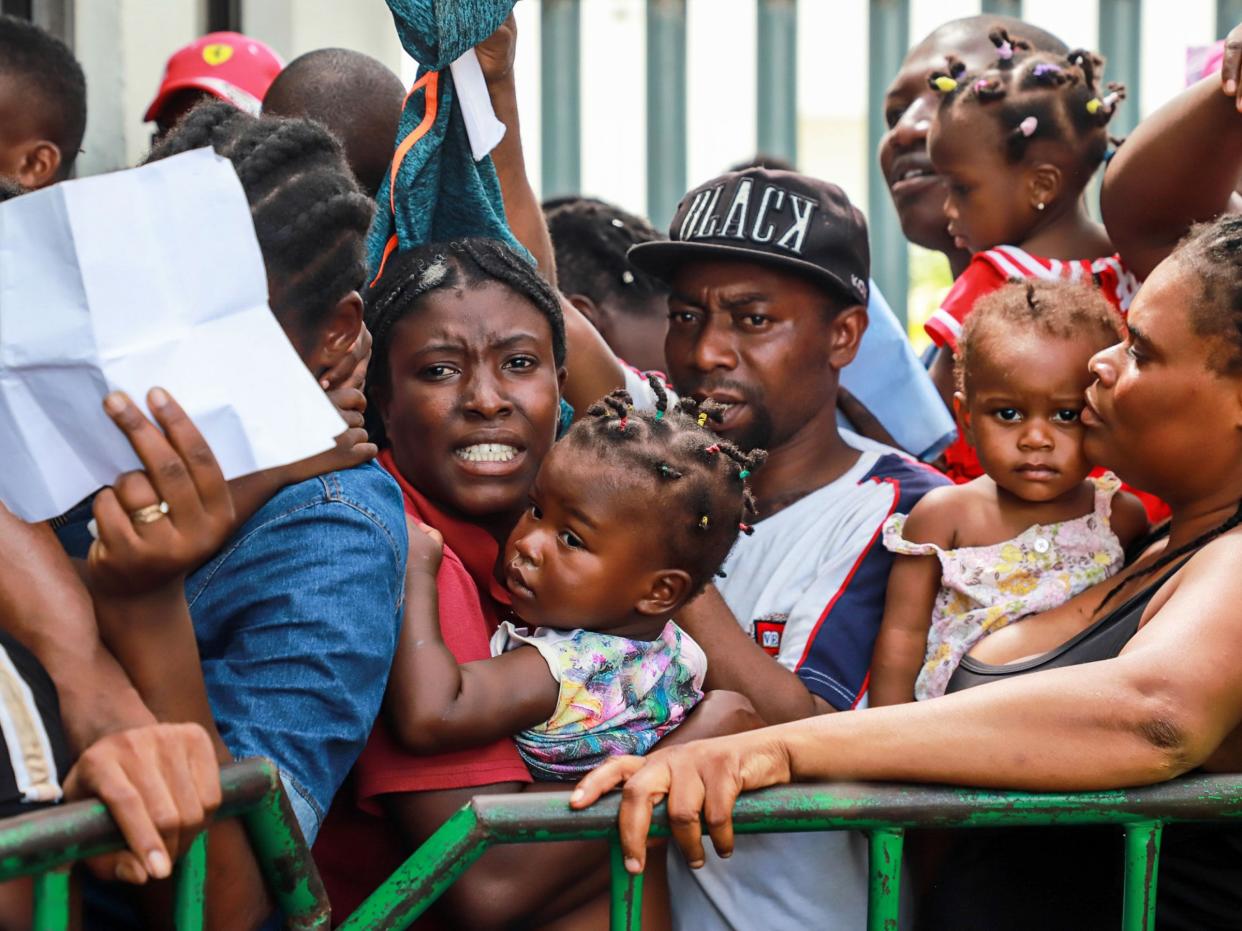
[1222,23,1242,109]
[405,514,444,578]
[277,386,378,483]
[318,323,372,392]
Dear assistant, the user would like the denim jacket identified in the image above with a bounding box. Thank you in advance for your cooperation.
[185,461,407,842]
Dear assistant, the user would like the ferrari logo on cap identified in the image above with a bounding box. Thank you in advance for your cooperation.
[202,44,234,66]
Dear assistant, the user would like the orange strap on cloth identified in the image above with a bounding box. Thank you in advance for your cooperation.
[370,70,442,288]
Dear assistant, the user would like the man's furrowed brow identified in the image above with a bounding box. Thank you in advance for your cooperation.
[718,291,770,310]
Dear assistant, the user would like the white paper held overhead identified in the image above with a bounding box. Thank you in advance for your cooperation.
[0,147,346,523]
[449,48,507,161]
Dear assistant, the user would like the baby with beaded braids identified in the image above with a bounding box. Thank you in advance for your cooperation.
[390,375,765,780]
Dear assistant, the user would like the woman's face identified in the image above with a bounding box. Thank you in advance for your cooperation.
[1083,257,1242,506]
[378,281,564,525]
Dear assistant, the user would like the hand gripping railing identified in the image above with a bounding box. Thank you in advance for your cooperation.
[0,757,329,930]
[339,773,1242,931]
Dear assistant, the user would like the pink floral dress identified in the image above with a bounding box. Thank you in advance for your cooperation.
[882,472,1125,700]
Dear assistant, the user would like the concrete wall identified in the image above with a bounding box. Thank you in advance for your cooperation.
[74,0,201,175]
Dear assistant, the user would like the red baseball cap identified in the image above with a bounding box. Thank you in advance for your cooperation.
[144,32,284,123]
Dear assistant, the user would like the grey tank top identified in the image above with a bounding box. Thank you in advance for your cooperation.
[932,538,1242,931]
[946,559,1183,694]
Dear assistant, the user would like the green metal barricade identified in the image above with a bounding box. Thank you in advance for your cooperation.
[340,773,1242,931]
[0,757,329,930]
[7,762,1242,930]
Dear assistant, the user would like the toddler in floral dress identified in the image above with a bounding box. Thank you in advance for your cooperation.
[870,280,1149,704]
[395,383,765,779]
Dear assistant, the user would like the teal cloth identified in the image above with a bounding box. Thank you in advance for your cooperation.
[369,0,526,274]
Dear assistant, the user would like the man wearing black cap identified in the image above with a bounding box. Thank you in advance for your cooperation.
[630,167,948,929]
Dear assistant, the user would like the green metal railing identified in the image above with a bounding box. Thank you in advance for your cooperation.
[7,759,1242,930]
[341,773,1242,931]
[0,758,328,930]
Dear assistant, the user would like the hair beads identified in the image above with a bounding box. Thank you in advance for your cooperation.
[558,373,766,596]
[544,196,669,313]
[930,27,1125,173]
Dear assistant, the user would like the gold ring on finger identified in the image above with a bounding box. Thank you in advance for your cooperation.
[129,502,169,525]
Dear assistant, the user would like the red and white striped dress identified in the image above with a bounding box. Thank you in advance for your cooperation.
[925,244,1141,353]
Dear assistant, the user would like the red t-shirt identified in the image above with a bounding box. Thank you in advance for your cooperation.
[313,450,531,922]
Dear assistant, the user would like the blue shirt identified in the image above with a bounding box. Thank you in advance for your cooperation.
[839,281,956,461]
[56,462,408,845]
[185,462,407,843]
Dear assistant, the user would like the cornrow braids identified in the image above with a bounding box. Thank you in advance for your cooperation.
[543,196,670,313]
[930,27,1123,182]
[1178,215,1242,375]
[145,101,374,339]
[955,278,1120,396]
[363,238,568,448]
[565,377,767,597]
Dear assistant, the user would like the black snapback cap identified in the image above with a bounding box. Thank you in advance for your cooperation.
[629,167,870,306]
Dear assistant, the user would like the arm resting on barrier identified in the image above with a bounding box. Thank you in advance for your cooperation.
[575,530,1242,871]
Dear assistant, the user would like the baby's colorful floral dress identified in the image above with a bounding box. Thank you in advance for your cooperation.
[489,620,707,780]
[882,472,1126,700]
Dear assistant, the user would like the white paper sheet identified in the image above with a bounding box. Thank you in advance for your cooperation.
[0,147,346,523]
[449,48,507,161]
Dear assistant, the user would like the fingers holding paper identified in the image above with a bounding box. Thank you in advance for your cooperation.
[89,389,236,595]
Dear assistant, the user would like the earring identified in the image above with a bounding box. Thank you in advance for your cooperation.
[1036,201,1046,211]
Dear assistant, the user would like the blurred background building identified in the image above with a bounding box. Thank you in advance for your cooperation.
[7,0,1240,340]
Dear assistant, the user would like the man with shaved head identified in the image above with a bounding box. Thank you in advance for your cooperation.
[263,48,405,198]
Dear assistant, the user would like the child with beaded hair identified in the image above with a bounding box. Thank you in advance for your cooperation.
[544,195,672,375]
[870,279,1148,705]
[390,378,765,779]
[921,28,1151,499]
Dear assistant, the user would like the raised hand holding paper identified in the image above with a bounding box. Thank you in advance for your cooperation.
[0,147,345,522]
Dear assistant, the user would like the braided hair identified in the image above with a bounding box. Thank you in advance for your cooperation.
[543,196,669,314]
[955,278,1120,395]
[562,376,766,597]
[929,27,1125,184]
[1181,215,1242,375]
[145,101,375,338]
[364,239,568,448]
